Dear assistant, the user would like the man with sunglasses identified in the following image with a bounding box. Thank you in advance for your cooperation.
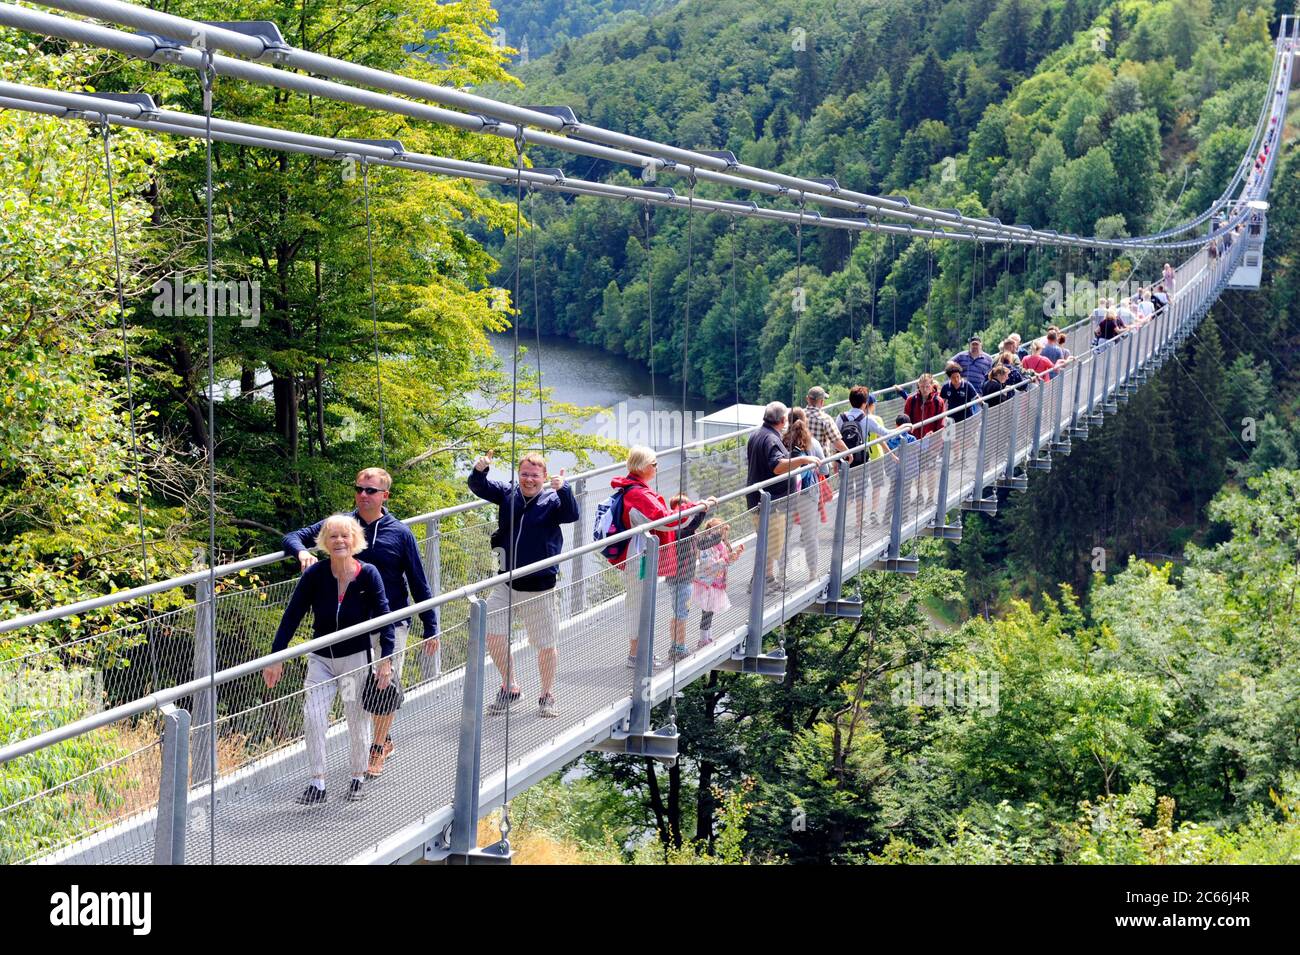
[282,468,439,779]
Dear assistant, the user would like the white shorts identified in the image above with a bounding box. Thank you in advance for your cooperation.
[484,584,559,650]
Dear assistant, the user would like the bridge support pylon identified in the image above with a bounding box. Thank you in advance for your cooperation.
[872,438,919,574]
[809,464,864,618]
[592,535,684,759]
[438,598,514,865]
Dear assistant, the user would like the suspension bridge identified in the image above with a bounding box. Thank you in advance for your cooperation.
[0,0,1293,864]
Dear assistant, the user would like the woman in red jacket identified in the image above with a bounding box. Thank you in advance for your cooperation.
[903,374,947,505]
[610,445,715,667]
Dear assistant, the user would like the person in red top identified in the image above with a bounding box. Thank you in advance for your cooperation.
[903,373,946,504]
[903,373,946,439]
[1021,339,1055,379]
[610,445,717,667]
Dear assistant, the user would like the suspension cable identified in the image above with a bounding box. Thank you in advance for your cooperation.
[99,122,160,689]
[644,203,658,492]
[670,168,697,723]
[499,131,526,845]
[200,46,219,865]
[529,184,544,454]
[362,159,387,469]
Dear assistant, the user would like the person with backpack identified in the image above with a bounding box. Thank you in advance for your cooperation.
[606,446,717,667]
[468,449,579,719]
[838,385,890,526]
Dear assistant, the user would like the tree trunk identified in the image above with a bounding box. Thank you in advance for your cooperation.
[273,373,300,458]
[240,366,256,395]
[696,759,714,849]
[644,758,670,849]
[667,759,682,849]
[171,337,211,451]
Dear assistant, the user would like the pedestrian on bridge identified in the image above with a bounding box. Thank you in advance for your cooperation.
[469,450,579,719]
[745,403,819,592]
[283,468,439,780]
[903,375,946,506]
[803,386,849,466]
[265,513,396,805]
[610,448,717,666]
[784,408,826,580]
[949,338,993,392]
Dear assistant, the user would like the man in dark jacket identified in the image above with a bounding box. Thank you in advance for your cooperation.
[283,467,438,775]
[940,362,981,423]
[469,450,579,718]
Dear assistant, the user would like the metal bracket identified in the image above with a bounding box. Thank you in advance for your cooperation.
[921,522,963,541]
[342,137,406,155]
[996,475,1029,491]
[807,598,864,618]
[1027,454,1053,471]
[714,647,787,679]
[870,556,920,575]
[446,840,514,865]
[961,497,998,515]
[523,105,582,132]
[425,824,514,864]
[590,724,680,764]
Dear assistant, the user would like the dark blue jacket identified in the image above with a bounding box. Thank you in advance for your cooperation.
[468,468,580,591]
[272,560,395,659]
[283,509,437,636]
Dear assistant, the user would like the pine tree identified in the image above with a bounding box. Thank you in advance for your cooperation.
[899,49,949,130]
[1059,0,1079,43]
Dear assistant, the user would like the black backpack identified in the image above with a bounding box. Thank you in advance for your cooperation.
[837,411,867,467]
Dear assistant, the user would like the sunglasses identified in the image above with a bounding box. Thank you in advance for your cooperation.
[354,485,386,495]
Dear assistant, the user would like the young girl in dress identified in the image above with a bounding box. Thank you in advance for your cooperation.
[691,518,744,649]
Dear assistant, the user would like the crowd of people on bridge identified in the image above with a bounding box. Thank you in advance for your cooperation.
[265,271,1172,806]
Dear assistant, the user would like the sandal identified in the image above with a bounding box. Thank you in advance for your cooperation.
[365,743,386,779]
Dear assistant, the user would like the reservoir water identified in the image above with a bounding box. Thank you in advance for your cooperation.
[482,333,724,476]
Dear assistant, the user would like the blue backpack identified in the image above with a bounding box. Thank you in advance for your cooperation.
[593,486,632,562]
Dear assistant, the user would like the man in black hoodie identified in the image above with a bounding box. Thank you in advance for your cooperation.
[469,450,580,718]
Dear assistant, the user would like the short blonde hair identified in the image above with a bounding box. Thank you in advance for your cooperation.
[315,513,367,555]
[355,467,391,491]
[626,445,657,476]
[518,451,547,475]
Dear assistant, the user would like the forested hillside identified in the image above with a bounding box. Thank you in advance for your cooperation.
[491,0,673,59]
[493,0,1278,399]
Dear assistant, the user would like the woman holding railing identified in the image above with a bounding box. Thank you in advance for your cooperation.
[263,514,395,806]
